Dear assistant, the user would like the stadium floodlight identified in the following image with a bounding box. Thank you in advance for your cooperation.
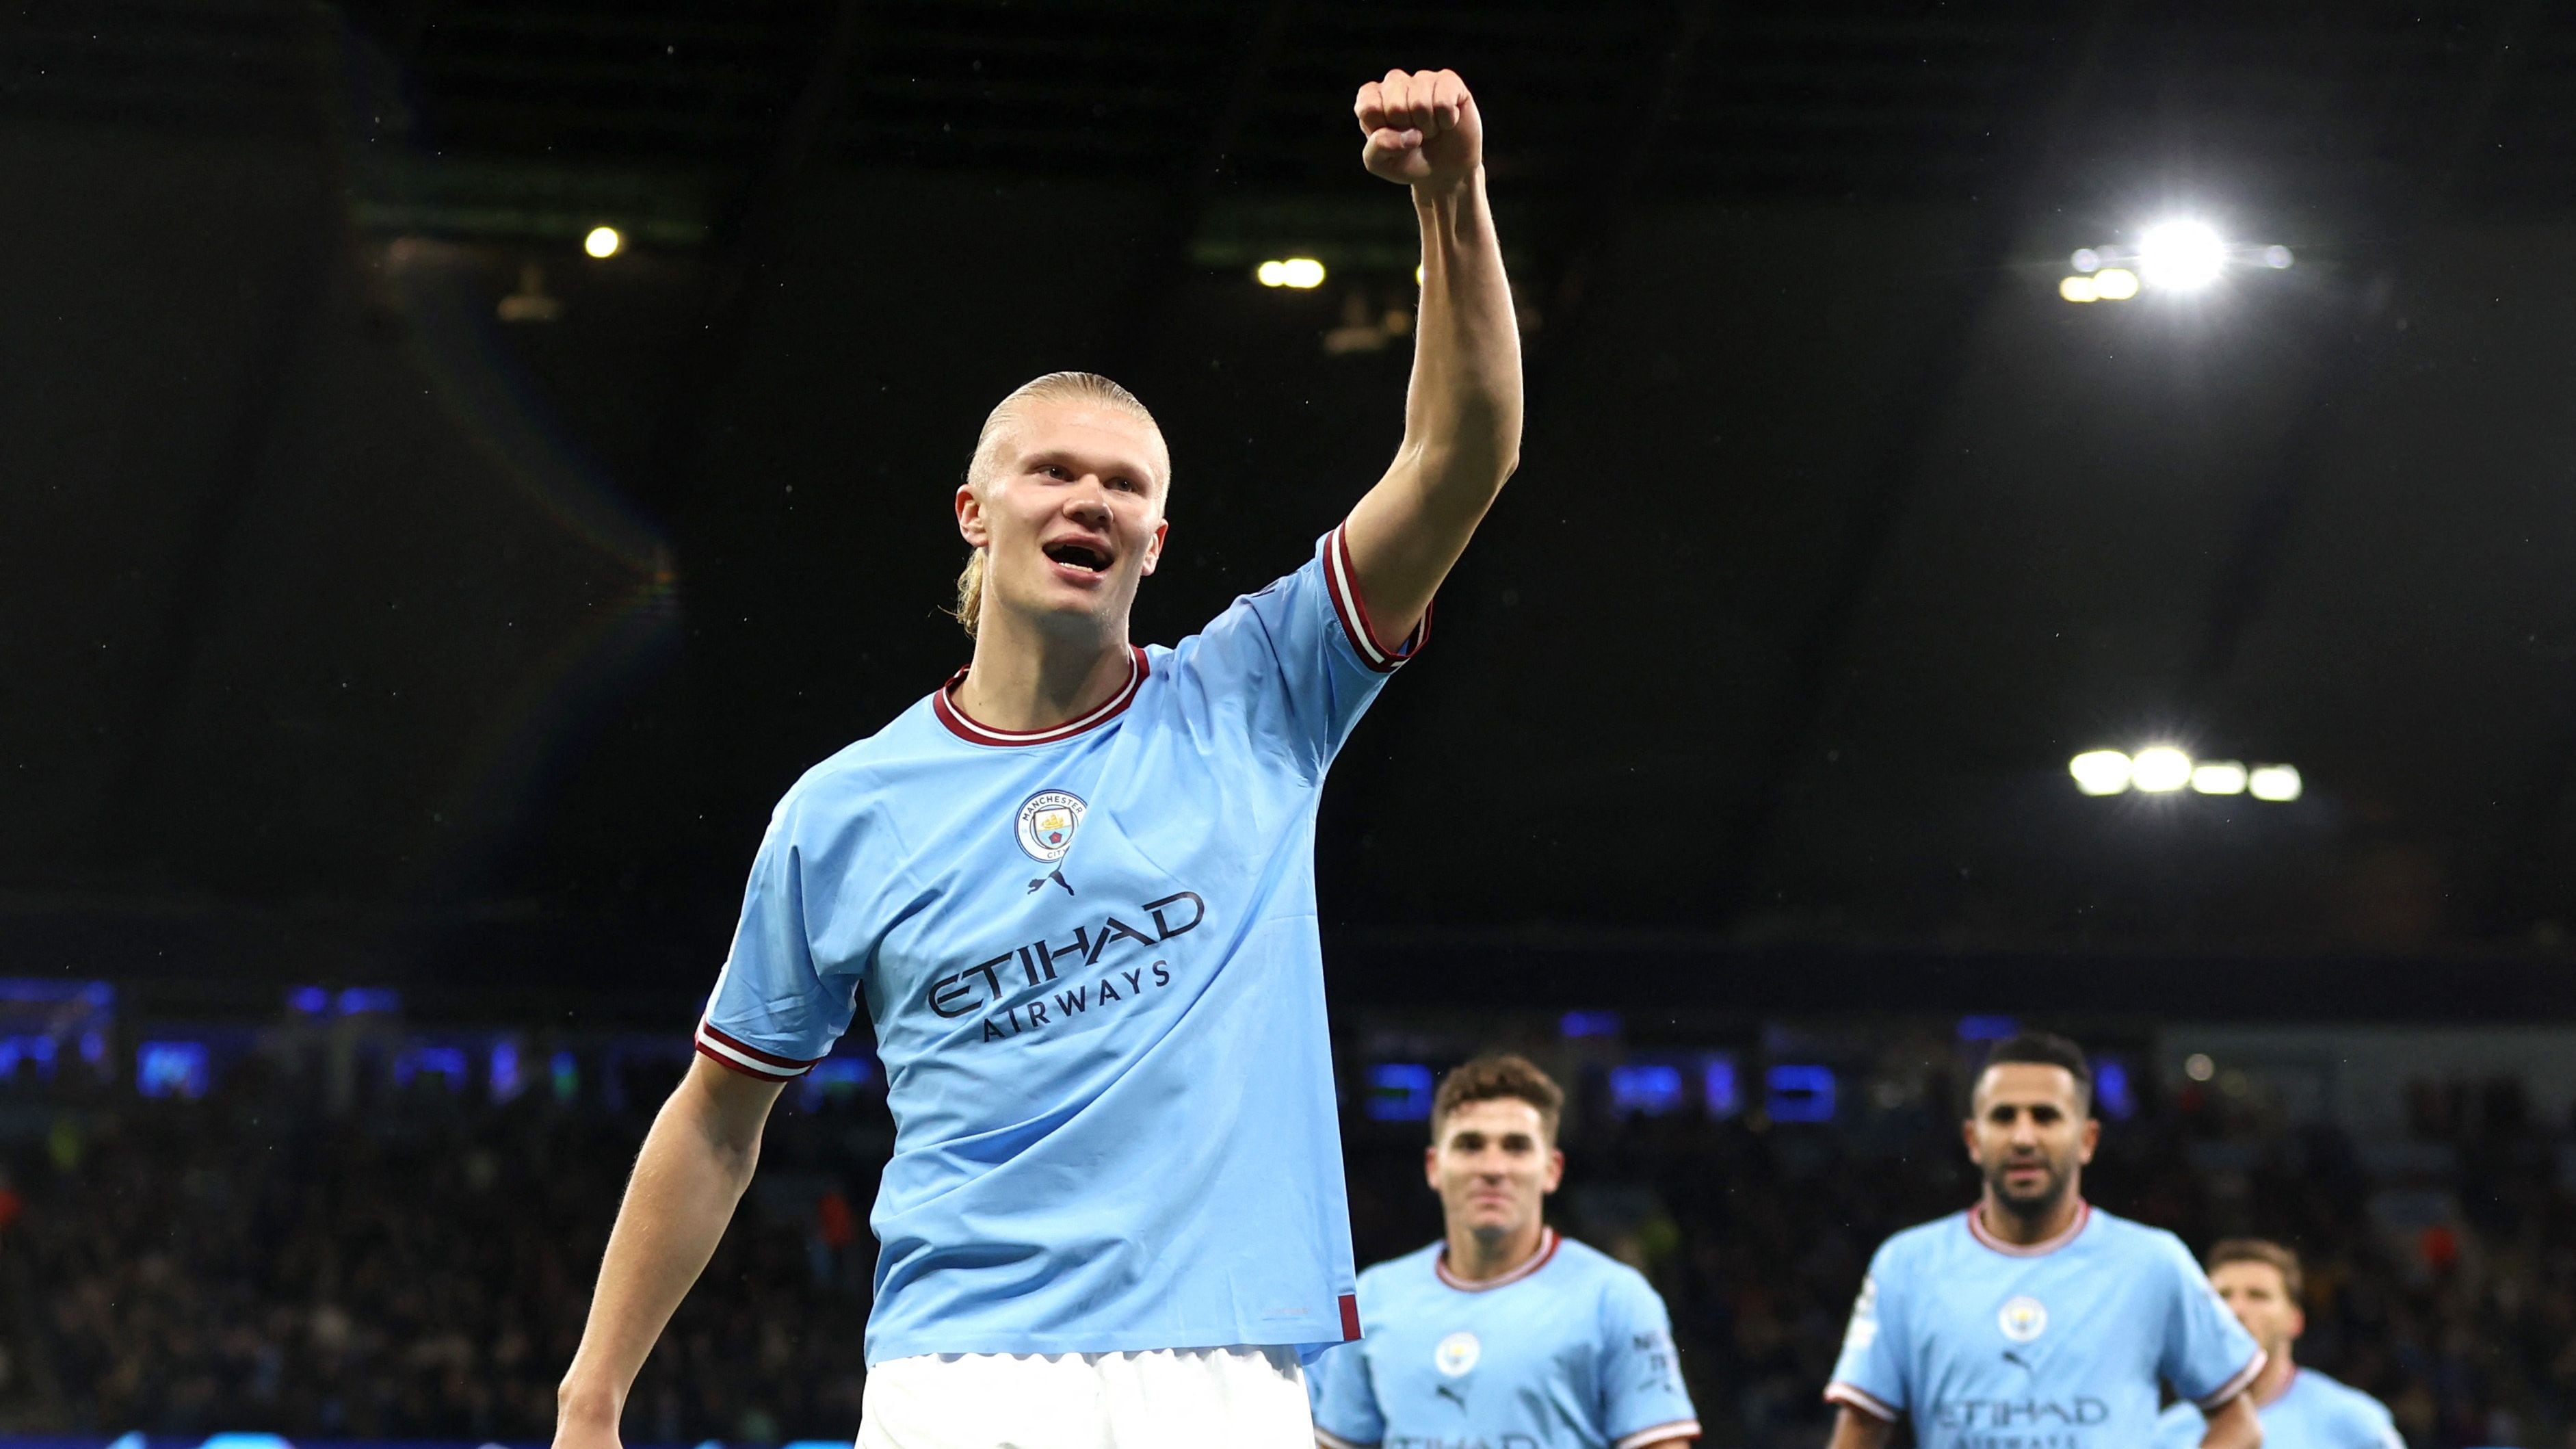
[1257,257,1327,289]
[2090,267,2140,300]
[2247,763,2302,802]
[583,225,623,259]
[2138,220,2224,290]
[2129,746,2192,792]
[2068,750,2133,795]
[2190,761,2248,795]
[2059,276,2100,303]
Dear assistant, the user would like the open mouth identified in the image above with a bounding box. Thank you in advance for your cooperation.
[1043,541,1111,573]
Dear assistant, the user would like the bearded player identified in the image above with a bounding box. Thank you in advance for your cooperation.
[1824,1033,2267,1449]
[2155,1240,2404,1449]
[552,68,1520,1448]
[1309,1055,1699,1449]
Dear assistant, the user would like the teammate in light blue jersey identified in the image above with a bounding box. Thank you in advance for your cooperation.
[555,66,1525,1449]
[1824,1034,2267,1449]
[1309,1056,1700,1449]
[2155,1240,2405,1449]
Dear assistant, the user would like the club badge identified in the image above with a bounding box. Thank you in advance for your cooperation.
[1998,1294,2049,1343]
[1015,789,1087,863]
[1434,1330,1481,1376]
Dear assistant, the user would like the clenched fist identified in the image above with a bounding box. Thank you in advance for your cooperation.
[1356,68,1482,190]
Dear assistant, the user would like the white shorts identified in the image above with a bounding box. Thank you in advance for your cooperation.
[856,1344,1312,1449]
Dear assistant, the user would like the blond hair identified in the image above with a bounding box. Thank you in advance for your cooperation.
[951,371,1168,638]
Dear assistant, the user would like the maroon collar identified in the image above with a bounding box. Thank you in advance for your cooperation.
[932,647,1148,746]
[1967,1199,2092,1257]
[1436,1227,1560,1292]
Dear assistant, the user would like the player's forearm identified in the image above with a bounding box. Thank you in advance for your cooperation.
[2198,1394,2262,1449]
[1399,169,1523,514]
[557,1063,770,1429]
[1826,1407,1895,1449]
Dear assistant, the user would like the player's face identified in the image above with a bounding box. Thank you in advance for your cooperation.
[1963,1063,2099,1217]
[2211,1260,2304,1359]
[957,401,1169,636]
[1425,1098,1564,1244]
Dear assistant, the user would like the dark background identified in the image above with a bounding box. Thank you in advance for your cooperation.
[16,0,2576,1019]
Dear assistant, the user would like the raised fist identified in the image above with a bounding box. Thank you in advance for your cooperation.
[1355,68,1481,189]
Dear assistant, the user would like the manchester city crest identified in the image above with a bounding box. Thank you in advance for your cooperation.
[1434,1330,1481,1376]
[1015,789,1087,863]
[1998,1294,2049,1343]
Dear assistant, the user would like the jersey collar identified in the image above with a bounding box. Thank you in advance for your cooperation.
[1966,1198,2092,1257]
[932,647,1148,747]
[1435,1227,1560,1292]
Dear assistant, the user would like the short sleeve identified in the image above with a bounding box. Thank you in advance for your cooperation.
[694,793,858,1080]
[1596,1272,1700,1448]
[1172,524,1427,774]
[2157,1236,2266,1407]
[1823,1244,1910,1421]
[2154,1400,2210,1449]
[2350,1392,2408,1449]
[1307,1337,1384,1449]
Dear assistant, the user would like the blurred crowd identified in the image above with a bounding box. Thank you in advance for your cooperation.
[3,1051,2569,1447]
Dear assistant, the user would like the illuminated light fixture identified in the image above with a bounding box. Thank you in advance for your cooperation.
[1256,257,1326,289]
[1415,263,1425,285]
[2068,750,2133,795]
[2129,746,2193,792]
[2184,1052,2216,1082]
[2262,245,2294,269]
[2138,220,2224,291]
[2090,267,2140,300]
[2190,761,2248,795]
[2247,763,2302,802]
[2070,248,2102,273]
[2059,276,2100,303]
[583,225,623,259]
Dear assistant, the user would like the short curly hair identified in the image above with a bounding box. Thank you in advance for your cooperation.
[1431,1054,1564,1143]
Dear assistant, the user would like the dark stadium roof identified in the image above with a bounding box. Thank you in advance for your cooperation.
[14,0,2576,1013]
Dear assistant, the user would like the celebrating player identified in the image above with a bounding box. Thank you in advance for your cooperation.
[1309,1055,1699,1449]
[551,66,1520,1449]
[1823,1033,2267,1449]
[2155,1240,2404,1449]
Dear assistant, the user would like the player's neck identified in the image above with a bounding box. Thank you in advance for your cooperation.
[1445,1218,1548,1285]
[1976,1188,2084,1246]
[956,612,1135,732]
[2250,1349,2298,1406]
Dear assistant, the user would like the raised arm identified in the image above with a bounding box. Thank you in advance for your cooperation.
[1341,68,1524,644]
[555,1056,787,1449]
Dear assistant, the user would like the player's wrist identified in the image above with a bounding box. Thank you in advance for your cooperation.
[1409,165,1483,209]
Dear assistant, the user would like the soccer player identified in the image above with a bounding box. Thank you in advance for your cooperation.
[1309,1055,1700,1449]
[1824,1033,2267,1449]
[551,66,1521,1449]
[2155,1240,2404,1449]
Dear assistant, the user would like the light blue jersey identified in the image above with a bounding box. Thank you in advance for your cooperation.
[1309,1229,1702,1449]
[697,526,1422,1365]
[1826,1203,2265,1449]
[2155,1368,2405,1449]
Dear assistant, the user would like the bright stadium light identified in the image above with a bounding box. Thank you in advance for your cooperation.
[2190,761,2248,795]
[2071,248,2102,273]
[2262,245,2294,269]
[1258,257,1326,289]
[583,225,623,259]
[2091,267,2140,300]
[2248,763,2303,802]
[2068,750,2132,794]
[2129,746,2192,792]
[2138,220,2224,290]
[2060,276,2100,303]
